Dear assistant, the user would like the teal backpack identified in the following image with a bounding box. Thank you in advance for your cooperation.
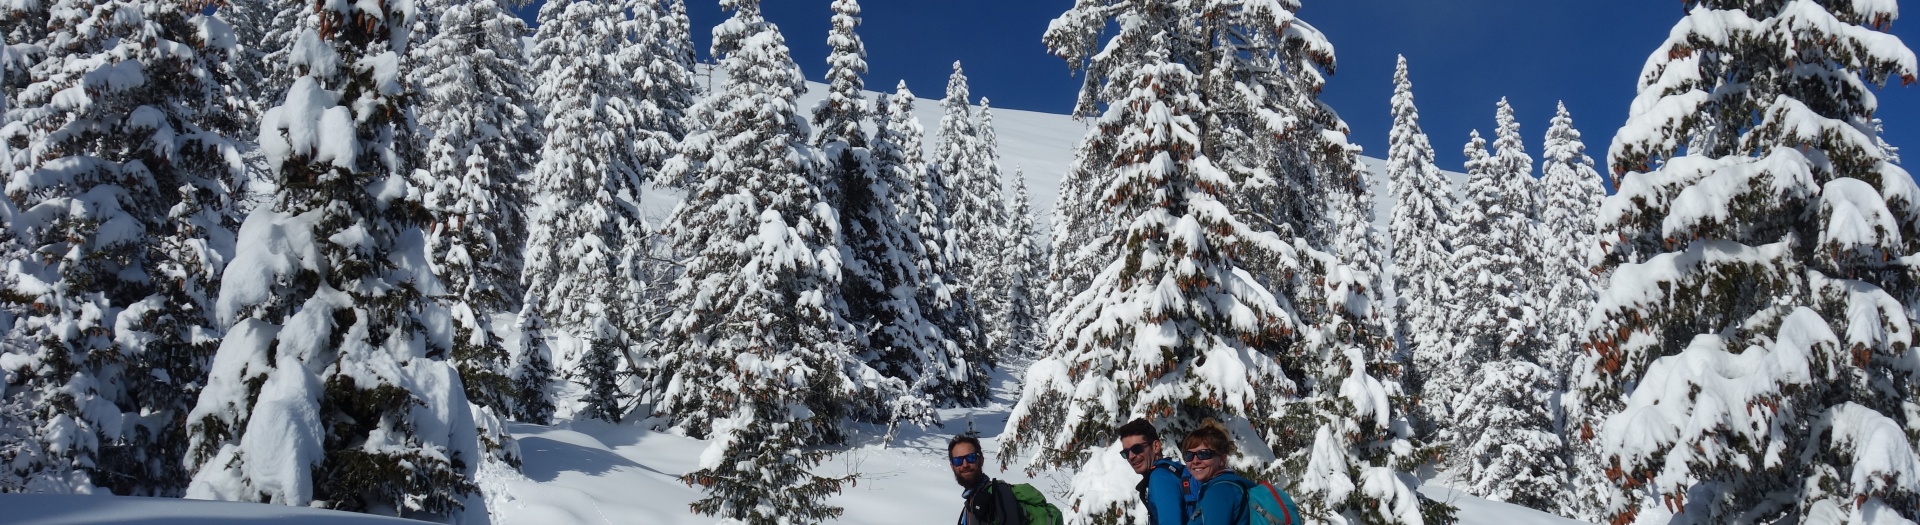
[1202,477,1302,525]
[1240,479,1301,525]
[1007,482,1064,525]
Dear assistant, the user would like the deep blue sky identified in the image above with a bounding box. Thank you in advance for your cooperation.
[528,1,1920,177]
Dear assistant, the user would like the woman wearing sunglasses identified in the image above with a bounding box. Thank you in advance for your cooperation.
[1181,419,1253,525]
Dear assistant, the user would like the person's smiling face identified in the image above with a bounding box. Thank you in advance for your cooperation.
[950,441,985,488]
[1184,446,1224,481]
[1119,435,1160,475]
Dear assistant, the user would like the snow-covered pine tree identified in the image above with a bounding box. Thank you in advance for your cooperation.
[813,0,865,150]
[611,0,684,173]
[1446,122,1569,508]
[1488,98,1550,363]
[853,82,972,413]
[1196,3,1440,522]
[1572,2,1920,523]
[1455,359,1564,510]
[1011,1,1361,522]
[931,66,1004,298]
[222,0,309,128]
[652,1,923,521]
[509,301,557,425]
[0,0,45,85]
[1043,125,1120,339]
[1437,131,1519,436]
[1385,55,1456,439]
[0,0,244,495]
[657,0,697,80]
[974,98,1023,363]
[927,62,993,401]
[411,0,538,420]
[1534,101,1606,519]
[182,0,483,516]
[1536,102,1603,388]
[1001,34,1299,525]
[1040,0,1141,324]
[1490,98,1538,218]
[999,169,1044,359]
[407,0,540,469]
[522,0,650,423]
[1020,3,1441,523]
[810,0,942,421]
[811,0,872,367]
[1451,109,1569,506]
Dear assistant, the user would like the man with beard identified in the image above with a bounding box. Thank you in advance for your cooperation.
[949,434,1027,525]
[1118,418,1195,524]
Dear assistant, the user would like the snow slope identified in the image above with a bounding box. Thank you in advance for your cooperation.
[0,365,1588,525]
[0,79,1554,525]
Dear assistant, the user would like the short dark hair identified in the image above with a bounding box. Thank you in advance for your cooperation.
[1116,418,1159,442]
[948,433,984,456]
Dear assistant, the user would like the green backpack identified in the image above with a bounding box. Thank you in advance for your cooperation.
[1005,482,1064,525]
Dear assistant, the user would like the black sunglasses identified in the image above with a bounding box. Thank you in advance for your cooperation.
[1183,449,1219,462]
[949,452,983,467]
[1118,442,1155,459]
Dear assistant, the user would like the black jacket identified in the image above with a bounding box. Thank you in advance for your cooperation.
[958,478,1027,525]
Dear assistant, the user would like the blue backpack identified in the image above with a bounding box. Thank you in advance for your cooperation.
[1156,460,1201,517]
[1217,477,1301,525]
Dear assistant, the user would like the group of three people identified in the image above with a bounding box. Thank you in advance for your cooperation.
[947,418,1263,525]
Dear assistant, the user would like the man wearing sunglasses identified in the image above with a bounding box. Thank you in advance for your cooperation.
[1117,418,1195,524]
[949,434,1026,525]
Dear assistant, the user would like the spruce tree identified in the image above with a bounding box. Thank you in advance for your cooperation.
[1489,98,1550,363]
[1,0,242,495]
[863,83,971,411]
[522,0,649,423]
[411,0,539,421]
[1385,55,1456,439]
[975,99,1020,361]
[1456,360,1564,510]
[509,302,557,425]
[1449,102,1567,508]
[1572,3,1919,523]
[1020,3,1441,523]
[1538,102,1608,520]
[1438,131,1521,437]
[1452,111,1569,504]
[652,1,920,521]
[813,0,866,150]
[224,0,308,128]
[927,62,993,401]
[810,0,885,400]
[1536,102,1603,386]
[1043,128,1120,334]
[1001,36,1298,522]
[183,1,481,516]
[1000,170,1044,359]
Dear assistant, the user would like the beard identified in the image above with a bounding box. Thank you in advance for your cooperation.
[952,469,985,488]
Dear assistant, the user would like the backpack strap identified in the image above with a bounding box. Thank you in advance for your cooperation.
[989,479,1027,525]
[1154,460,1199,505]
[1210,475,1257,523]
[1157,461,1194,500]
[1260,482,1293,525]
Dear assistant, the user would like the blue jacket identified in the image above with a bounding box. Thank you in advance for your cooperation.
[1136,459,1191,525]
[1189,471,1252,525]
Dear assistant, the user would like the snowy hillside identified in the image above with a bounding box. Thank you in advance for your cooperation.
[0,73,1559,524]
[659,70,1454,235]
[0,366,1587,525]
